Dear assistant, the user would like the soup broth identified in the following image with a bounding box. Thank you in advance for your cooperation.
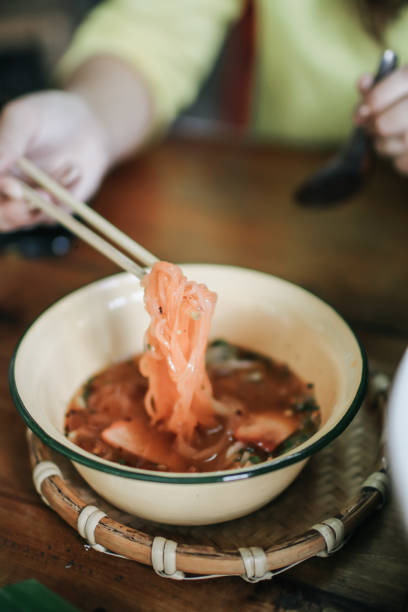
[65,340,320,473]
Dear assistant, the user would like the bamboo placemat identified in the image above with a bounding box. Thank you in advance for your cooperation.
[27,373,389,581]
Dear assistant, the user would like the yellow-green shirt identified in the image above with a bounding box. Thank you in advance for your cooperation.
[58,0,408,145]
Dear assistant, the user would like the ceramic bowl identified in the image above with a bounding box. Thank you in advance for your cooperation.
[10,264,367,525]
[387,349,408,533]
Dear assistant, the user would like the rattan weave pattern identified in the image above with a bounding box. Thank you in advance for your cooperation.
[31,395,382,552]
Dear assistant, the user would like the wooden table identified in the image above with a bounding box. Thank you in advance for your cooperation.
[1,138,408,611]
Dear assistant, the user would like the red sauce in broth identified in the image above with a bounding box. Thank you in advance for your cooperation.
[65,340,320,473]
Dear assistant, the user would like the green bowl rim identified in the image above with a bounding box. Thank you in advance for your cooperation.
[9,267,368,485]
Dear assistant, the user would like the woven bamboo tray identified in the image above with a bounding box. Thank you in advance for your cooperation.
[27,373,389,582]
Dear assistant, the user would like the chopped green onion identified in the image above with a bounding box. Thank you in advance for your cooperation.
[82,376,95,402]
[248,455,262,464]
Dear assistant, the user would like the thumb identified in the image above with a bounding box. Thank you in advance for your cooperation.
[358,73,374,95]
[0,101,35,173]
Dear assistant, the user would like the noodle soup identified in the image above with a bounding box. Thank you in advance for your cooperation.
[65,340,320,473]
[12,263,366,523]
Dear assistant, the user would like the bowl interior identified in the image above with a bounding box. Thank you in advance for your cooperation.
[12,264,365,479]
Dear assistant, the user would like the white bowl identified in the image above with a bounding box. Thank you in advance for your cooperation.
[10,265,367,525]
[387,349,408,532]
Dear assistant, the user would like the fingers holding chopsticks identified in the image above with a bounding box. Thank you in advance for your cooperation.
[0,177,50,231]
[0,91,156,276]
[0,162,78,231]
[0,90,110,232]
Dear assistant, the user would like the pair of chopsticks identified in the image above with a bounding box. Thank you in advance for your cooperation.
[15,157,158,279]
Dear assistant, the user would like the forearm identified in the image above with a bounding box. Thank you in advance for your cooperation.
[64,55,155,170]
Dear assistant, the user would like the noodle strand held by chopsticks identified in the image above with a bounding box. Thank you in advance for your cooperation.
[139,262,217,443]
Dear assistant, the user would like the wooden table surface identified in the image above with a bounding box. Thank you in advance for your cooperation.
[1,137,408,612]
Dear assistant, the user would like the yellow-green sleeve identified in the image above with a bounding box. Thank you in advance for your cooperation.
[57,0,242,129]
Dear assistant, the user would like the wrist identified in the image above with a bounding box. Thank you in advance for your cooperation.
[66,90,114,171]
[64,56,154,168]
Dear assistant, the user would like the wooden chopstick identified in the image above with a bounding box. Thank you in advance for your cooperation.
[16,156,158,268]
[17,181,146,279]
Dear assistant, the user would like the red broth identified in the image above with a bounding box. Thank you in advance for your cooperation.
[65,340,320,472]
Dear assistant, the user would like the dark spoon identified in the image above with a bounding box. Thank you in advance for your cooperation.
[294,49,398,207]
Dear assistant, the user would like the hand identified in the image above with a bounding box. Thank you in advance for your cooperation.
[0,90,109,231]
[355,67,408,176]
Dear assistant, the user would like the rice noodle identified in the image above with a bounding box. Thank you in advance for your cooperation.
[139,262,217,443]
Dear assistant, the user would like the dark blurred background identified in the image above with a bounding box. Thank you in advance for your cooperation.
[0,1,99,72]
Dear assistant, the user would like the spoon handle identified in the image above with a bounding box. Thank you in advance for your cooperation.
[328,49,398,167]
[373,49,398,85]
